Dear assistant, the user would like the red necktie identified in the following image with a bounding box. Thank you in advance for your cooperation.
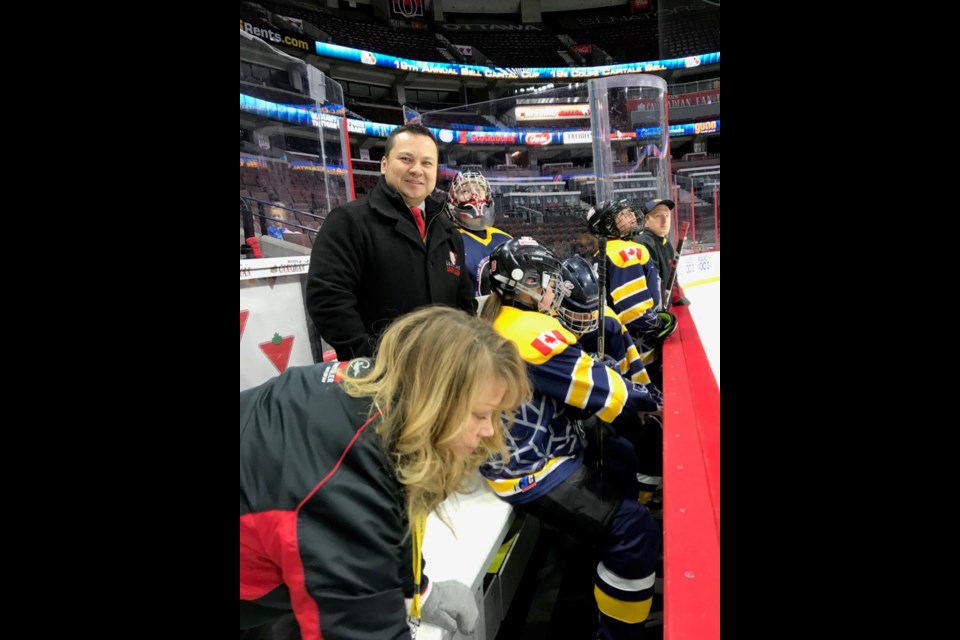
[410,206,426,240]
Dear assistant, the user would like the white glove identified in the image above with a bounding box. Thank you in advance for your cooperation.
[420,580,478,635]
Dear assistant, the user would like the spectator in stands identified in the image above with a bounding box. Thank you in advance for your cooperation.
[306,124,476,360]
[445,170,512,297]
[241,306,531,640]
[264,203,300,240]
[635,198,690,306]
[478,237,662,640]
[587,199,677,383]
[264,203,288,238]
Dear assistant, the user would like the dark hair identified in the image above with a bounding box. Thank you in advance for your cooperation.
[384,124,438,158]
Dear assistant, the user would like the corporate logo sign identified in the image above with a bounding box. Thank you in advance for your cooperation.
[515,104,590,121]
[240,19,310,51]
[523,132,552,146]
[441,23,543,31]
[392,0,423,19]
[562,131,592,145]
[458,131,518,145]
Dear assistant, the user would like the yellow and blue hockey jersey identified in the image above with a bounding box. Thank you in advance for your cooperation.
[481,306,660,504]
[458,227,513,297]
[577,312,661,405]
[604,238,662,335]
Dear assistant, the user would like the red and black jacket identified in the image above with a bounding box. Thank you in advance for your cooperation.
[240,360,425,640]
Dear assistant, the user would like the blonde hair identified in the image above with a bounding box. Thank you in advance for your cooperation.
[479,291,505,324]
[340,305,530,530]
[269,203,288,226]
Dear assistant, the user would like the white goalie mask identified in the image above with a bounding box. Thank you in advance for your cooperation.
[447,170,494,231]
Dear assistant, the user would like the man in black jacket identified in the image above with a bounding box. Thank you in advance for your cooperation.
[306,125,477,359]
[636,198,691,307]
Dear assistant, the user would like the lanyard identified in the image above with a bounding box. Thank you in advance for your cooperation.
[407,514,427,635]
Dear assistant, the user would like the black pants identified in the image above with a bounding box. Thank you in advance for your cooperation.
[239,613,300,640]
[511,462,660,640]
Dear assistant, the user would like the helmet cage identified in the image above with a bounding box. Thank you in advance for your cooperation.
[501,270,565,316]
[448,171,494,230]
[558,256,600,335]
[559,307,598,335]
[489,237,565,315]
[587,199,641,238]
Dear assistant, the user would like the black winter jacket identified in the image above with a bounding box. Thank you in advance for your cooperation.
[636,229,674,301]
[240,360,425,640]
[306,176,476,359]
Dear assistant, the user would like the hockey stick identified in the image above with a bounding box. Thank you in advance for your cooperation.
[595,236,608,359]
[592,235,608,474]
[663,221,690,311]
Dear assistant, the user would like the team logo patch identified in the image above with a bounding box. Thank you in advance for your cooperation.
[517,475,537,492]
[349,359,371,377]
[531,329,566,356]
[321,363,339,383]
[393,0,423,19]
[617,246,647,265]
[446,250,461,276]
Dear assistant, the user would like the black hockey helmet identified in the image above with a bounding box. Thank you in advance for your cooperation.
[558,256,599,335]
[488,236,564,314]
[586,199,641,238]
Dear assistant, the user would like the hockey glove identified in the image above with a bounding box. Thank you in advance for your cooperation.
[598,353,623,374]
[421,580,478,635]
[654,311,678,341]
[638,404,663,418]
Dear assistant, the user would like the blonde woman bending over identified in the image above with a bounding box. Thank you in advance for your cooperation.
[240,305,531,640]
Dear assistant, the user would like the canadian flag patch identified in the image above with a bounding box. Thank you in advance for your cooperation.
[531,330,567,356]
[619,247,639,262]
